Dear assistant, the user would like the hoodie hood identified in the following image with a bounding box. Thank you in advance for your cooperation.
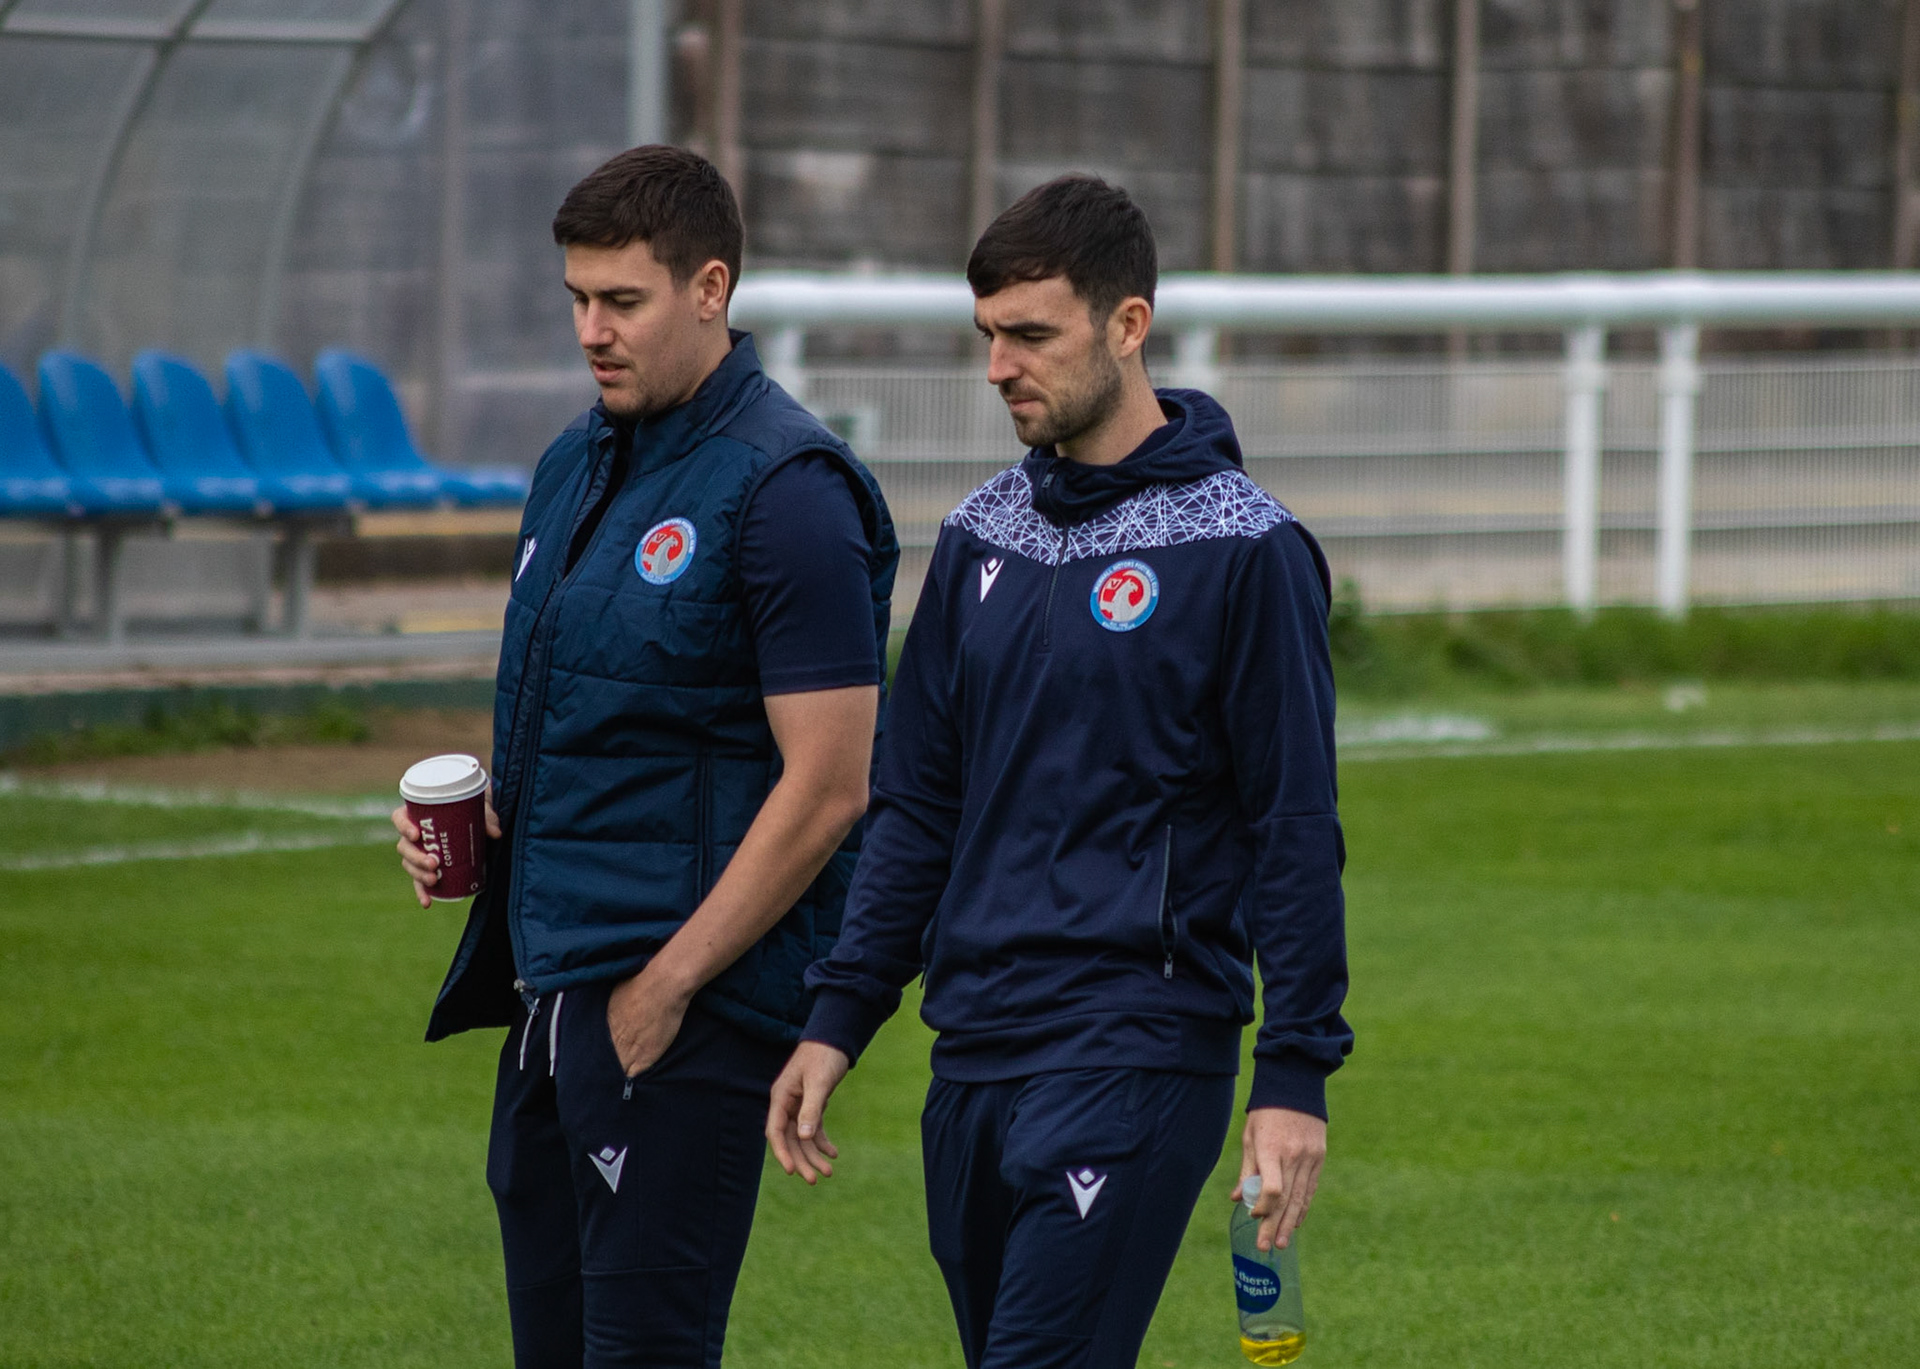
[1023,387,1245,527]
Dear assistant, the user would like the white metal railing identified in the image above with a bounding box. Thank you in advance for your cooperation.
[732,271,1920,616]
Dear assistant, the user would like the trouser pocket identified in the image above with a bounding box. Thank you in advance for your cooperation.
[990,1071,1234,1358]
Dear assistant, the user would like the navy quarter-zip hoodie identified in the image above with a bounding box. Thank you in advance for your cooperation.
[803,389,1352,1117]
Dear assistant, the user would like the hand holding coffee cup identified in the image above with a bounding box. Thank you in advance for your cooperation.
[394,754,499,907]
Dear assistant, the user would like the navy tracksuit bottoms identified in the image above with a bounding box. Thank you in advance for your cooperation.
[487,980,785,1369]
[922,1068,1237,1369]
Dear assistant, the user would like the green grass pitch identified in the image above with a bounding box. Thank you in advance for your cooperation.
[2,729,1916,1366]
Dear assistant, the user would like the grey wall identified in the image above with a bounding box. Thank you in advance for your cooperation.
[730,0,1910,276]
[1476,0,1673,271]
[114,0,1920,471]
[1701,0,1902,268]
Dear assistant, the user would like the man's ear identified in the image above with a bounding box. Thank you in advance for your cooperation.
[694,259,731,322]
[1109,296,1154,360]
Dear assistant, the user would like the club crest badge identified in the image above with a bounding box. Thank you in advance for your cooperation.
[1090,558,1158,632]
[636,517,697,585]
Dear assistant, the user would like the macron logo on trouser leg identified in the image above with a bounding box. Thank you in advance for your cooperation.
[591,1146,628,1193]
[1066,1168,1107,1218]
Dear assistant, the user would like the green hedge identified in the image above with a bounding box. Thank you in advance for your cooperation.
[1331,585,1920,696]
[14,597,1918,766]
[3,696,373,766]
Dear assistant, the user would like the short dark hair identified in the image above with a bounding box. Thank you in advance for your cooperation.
[966,175,1157,319]
[551,145,743,298]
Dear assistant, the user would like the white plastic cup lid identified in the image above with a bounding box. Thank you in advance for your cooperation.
[399,754,488,804]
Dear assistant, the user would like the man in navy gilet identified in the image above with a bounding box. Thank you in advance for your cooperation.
[393,146,897,1366]
[766,176,1352,1367]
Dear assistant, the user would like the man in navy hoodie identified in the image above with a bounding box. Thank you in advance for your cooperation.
[766,175,1352,1367]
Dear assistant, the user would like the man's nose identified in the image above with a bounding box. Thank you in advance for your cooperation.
[985,340,1019,387]
[577,302,614,348]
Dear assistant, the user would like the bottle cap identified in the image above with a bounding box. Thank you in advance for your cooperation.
[1242,1175,1261,1212]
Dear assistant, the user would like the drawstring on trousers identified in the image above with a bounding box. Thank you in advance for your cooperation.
[518,998,538,1071]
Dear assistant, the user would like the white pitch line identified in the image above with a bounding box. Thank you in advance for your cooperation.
[0,825,396,872]
[1343,721,1920,763]
[0,773,391,820]
[1337,713,1495,745]
[3,718,1914,838]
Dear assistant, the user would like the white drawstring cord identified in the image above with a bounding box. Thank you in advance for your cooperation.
[548,990,565,1076]
[518,998,538,1071]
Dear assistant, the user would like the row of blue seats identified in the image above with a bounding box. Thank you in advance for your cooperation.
[0,349,528,520]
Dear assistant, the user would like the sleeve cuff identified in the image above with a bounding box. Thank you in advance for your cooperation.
[1248,1057,1329,1120]
[800,988,892,1067]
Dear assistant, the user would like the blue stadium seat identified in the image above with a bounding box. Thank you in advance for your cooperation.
[313,349,527,507]
[35,353,172,515]
[0,362,92,518]
[132,351,346,517]
[124,351,276,517]
[224,350,403,510]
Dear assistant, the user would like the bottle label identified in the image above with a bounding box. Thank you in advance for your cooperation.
[1233,1254,1281,1313]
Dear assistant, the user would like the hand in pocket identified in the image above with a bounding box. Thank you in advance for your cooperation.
[606,969,690,1077]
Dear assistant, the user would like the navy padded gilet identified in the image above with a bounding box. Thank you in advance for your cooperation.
[427,335,897,1044]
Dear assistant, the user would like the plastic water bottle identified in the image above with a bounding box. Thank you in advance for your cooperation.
[1230,1176,1306,1365]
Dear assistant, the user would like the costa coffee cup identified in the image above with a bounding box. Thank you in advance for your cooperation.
[399,754,490,901]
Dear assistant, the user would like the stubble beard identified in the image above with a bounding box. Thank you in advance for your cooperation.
[594,358,686,423]
[1007,343,1125,450]
[598,384,640,421]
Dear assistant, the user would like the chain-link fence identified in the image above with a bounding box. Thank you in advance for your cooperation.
[806,350,1920,614]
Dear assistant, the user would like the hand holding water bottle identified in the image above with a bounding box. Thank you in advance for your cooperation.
[1230,1106,1323,1364]
[1232,1175,1307,1365]
[1235,1106,1325,1250]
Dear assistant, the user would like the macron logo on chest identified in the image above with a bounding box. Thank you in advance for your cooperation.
[978,556,1004,602]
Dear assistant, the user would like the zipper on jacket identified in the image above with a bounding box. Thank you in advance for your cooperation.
[1157,824,1175,979]
[1038,468,1070,650]
[504,432,629,973]
[1040,529,1069,649]
[499,436,622,815]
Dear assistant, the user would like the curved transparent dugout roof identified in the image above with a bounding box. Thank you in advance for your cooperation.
[0,0,409,377]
